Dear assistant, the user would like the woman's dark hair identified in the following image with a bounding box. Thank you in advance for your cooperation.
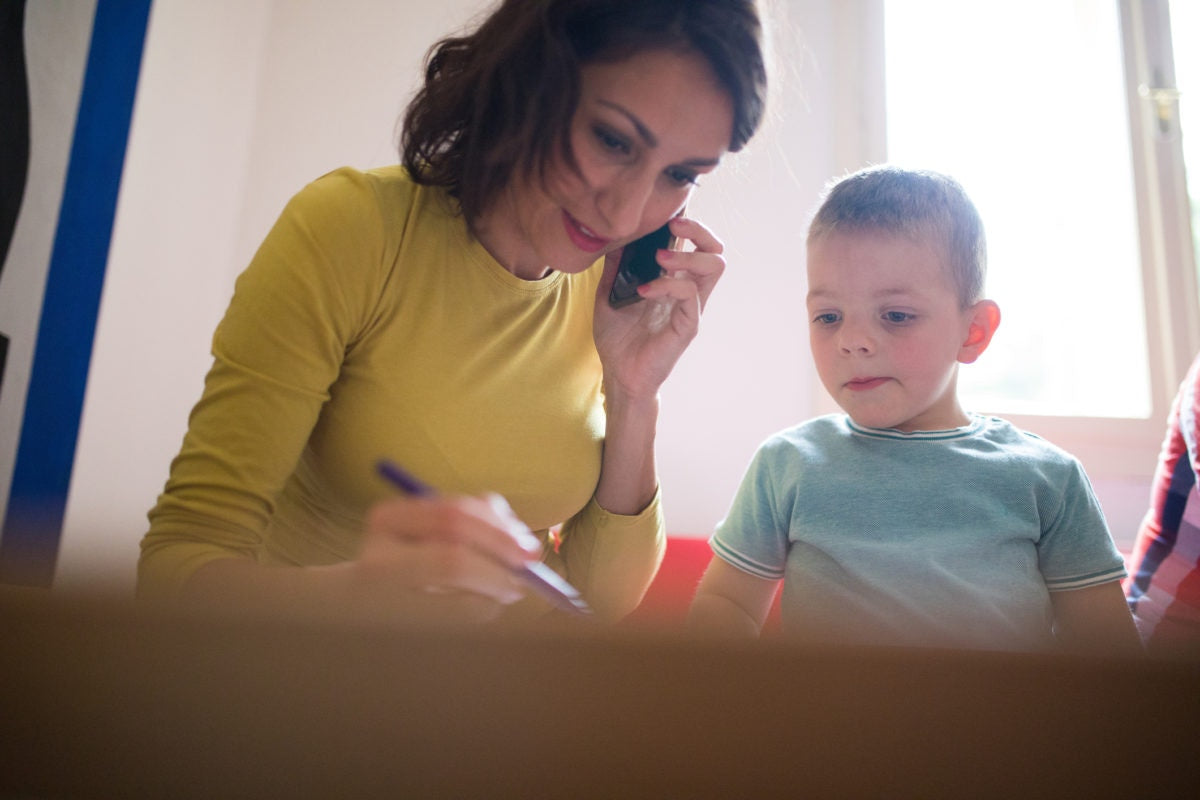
[400,0,767,224]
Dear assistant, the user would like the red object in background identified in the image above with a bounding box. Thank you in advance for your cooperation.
[623,536,782,633]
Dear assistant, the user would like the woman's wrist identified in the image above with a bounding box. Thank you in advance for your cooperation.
[602,383,660,453]
[602,378,660,418]
[595,386,660,514]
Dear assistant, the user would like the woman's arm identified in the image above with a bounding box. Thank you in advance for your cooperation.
[140,170,544,624]
[591,215,725,514]
[548,216,723,621]
[175,492,542,626]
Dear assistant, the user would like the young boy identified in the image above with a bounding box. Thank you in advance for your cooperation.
[688,165,1142,654]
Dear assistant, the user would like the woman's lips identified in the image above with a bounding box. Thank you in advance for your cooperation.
[562,210,609,253]
[846,377,890,391]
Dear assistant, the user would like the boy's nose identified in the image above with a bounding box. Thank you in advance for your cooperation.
[838,323,875,355]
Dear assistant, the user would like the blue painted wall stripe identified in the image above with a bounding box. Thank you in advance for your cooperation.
[0,0,154,585]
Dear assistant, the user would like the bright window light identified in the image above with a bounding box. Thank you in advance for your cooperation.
[1172,0,1200,275]
[884,0,1150,418]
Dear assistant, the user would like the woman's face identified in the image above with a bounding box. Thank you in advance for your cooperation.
[478,47,735,280]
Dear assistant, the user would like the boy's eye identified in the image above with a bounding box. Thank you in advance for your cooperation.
[813,312,841,325]
[883,311,915,324]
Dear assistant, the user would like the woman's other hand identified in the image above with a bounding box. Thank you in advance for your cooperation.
[350,492,545,623]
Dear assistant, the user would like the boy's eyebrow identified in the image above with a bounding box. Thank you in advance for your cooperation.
[872,287,923,299]
[596,99,724,168]
[806,287,926,304]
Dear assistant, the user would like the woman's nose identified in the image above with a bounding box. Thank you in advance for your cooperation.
[596,173,657,239]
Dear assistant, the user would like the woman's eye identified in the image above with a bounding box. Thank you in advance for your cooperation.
[665,167,699,187]
[594,126,630,155]
[883,311,914,324]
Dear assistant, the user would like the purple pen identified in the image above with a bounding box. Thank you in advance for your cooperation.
[375,459,592,616]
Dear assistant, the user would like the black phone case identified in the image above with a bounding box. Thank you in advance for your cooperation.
[608,223,674,308]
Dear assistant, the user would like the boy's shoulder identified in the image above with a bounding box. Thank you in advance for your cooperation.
[753,414,853,463]
[767,414,850,445]
[973,415,1084,464]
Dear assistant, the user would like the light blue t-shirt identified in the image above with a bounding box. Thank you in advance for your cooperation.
[711,414,1126,651]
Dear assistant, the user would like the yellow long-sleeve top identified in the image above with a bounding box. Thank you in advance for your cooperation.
[139,166,665,622]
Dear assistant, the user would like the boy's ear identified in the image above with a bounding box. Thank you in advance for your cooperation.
[958,300,1001,364]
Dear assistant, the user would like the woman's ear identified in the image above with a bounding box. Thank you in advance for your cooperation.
[958,299,1001,364]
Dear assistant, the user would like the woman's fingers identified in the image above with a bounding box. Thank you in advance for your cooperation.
[361,493,543,604]
[597,215,727,313]
[369,494,539,560]
[590,213,728,395]
[407,541,525,604]
[668,215,724,256]
[648,217,726,310]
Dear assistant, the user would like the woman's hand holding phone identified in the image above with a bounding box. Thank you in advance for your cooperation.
[593,215,726,400]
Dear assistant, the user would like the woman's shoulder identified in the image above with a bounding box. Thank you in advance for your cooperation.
[295,165,451,218]
[278,166,466,268]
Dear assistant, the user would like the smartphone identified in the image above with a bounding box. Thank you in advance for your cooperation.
[608,223,676,308]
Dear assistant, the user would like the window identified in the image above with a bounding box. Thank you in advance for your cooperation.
[880,0,1200,476]
[1172,0,1200,272]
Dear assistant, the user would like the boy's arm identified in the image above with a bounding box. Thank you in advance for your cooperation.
[1050,581,1144,656]
[686,557,779,637]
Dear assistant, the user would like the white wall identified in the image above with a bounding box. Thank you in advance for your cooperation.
[53,0,1150,595]
[57,0,278,591]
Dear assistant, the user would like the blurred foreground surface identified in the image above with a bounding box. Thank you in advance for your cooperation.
[1,589,1197,799]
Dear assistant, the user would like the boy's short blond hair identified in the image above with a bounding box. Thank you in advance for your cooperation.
[807,165,987,308]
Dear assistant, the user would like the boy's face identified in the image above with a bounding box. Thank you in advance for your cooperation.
[806,229,977,432]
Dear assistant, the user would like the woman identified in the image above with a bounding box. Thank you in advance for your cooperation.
[138,0,768,625]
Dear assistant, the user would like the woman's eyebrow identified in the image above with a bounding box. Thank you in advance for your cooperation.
[597,99,723,168]
[599,100,658,146]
